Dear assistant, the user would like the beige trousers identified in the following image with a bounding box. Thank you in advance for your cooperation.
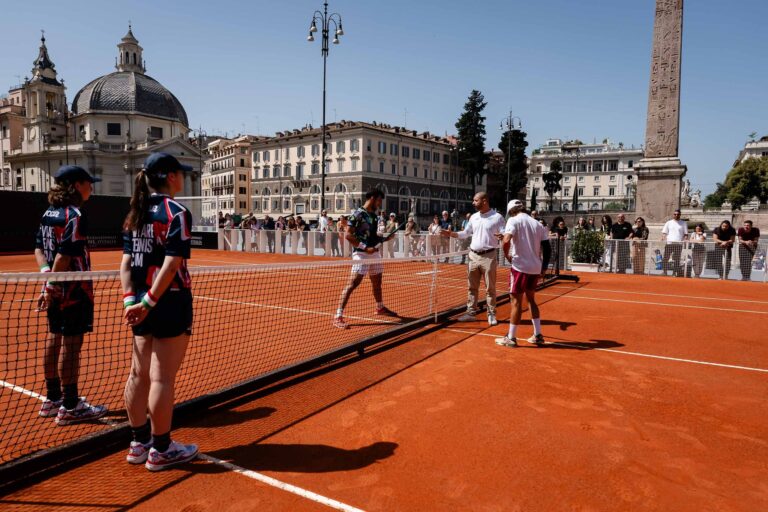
[467,251,498,316]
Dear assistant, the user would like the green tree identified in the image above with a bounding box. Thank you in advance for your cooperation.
[455,90,488,195]
[704,182,728,209]
[498,128,529,203]
[543,159,563,212]
[724,157,768,208]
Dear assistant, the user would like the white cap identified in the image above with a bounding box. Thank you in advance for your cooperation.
[507,199,524,213]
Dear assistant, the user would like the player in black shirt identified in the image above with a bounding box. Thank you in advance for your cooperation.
[121,152,198,471]
[34,165,107,425]
[609,213,634,274]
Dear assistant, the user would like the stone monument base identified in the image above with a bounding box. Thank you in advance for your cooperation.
[635,157,687,225]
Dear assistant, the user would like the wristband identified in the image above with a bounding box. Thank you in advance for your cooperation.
[357,242,367,250]
[40,265,51,273]
[123,293,136,308]
[141,290,158,309]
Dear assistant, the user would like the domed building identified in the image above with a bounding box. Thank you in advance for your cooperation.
[5,27,202,196]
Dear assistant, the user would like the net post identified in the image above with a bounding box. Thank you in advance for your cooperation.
[429,256,438,322]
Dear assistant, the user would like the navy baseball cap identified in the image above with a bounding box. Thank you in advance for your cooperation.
[144,152,193,178]
[54,165,101,183]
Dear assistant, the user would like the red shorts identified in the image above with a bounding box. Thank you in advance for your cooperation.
[510,268,539,295]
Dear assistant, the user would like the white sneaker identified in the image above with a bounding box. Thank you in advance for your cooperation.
[127,441,152,464]
[487,314,498,326]
[457,313,477,322]
[145,441,199,471]
[495,336,517,347]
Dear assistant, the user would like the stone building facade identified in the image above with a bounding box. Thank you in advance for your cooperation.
[527,139,642,212]
[3,28,201,196]
[247,121,481,222]
[199,135,258,220]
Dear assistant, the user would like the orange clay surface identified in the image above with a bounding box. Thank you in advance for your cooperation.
[1,250,767,511]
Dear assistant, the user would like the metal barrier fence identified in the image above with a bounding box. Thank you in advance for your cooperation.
[219,229,468,259]
[559,238,767,282]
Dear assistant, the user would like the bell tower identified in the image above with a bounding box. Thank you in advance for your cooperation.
[115,23,145,74]
[22,31,68,153]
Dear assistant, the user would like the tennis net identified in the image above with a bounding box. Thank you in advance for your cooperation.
[0,251,506,480]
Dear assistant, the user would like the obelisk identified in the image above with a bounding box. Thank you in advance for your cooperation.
[635,0,687,225]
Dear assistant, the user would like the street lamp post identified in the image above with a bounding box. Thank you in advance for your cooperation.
[499,111,522,208]
[307,1,344,215]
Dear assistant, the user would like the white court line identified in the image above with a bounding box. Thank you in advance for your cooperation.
[549,285,768,305]
[444,328,768,373]
[536,292,768,315]
[198,454,366,512]
[0,379,46,401]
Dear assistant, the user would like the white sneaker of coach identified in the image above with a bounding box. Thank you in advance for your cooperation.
[487,314,498,326]
[457,312,477,322]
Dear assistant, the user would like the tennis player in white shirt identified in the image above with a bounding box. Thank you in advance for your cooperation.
[496,200,551,347]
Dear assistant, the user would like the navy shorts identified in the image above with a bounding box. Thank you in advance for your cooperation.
[132,289,193,339]
[47,287,94,336]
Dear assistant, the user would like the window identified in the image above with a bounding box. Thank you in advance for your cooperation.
[325,142,332,155]
[239,187,246,194]
[534,177,540,182]
[578,176,584,182]
[609,175,616,182]
[579,163,587,172]
[337,160,344,172]
[390,163,395,174]
[379,161,384,173]
[578,187,584,196]
[402,146,410,158]
[390,143,398,155]
[378,141,386,154]
[262,168,268,178]
[413,166,418,177]
[350,139,359,152]
[106,123,121,136]
[593,162,602,172]
[563,163,572,172]
[366,139,372,151]
[263,151,270,162]
[628,160,634,168]
[284,148,290,159]
[594,175,600,182]
[403,165,407,175]
[413,148,421,160]
[296,163,305,179]
[239,174,246,182]
[442,172,448,182]
[433,152,440,163]
[564,187,570,197]
[366,159,372,172]
[609,160,618,171]
[311,144,320,157]
[240,158,245,167]
[297,146,306,158]
[273,166,280,178]
[254,152,260,162]
[274,149,279,160]
[593,187,600,196]
[336,141,345,153]
[283,165,291,177]
[30,184,36,192]
[609,187,616,196]
[311,163,319,175]
[423,150,431,162]
[424,169,428,179]
[564,176,570,183]
[149,126,163,139]
[348,159,356,171]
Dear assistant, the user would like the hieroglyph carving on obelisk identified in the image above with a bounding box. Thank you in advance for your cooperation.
[644,0,684,158]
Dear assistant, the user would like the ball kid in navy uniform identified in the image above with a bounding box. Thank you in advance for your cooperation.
[121,152,198,471]
[34,165,107,425]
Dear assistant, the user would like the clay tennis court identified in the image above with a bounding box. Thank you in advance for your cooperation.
[1,249,767,511]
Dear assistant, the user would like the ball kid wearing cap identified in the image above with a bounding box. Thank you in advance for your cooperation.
[33,165,108,424]
[121,152,198,471]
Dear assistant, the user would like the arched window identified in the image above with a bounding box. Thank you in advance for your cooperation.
[398,186,411,212]
[133,52,137,64]
[591,203,600,210]
[261,187,271,211]
[334,183,348,211]
[398,186,411,197]
[333,183,347,193]
[376,184,388,195]
[281,186,293,211]
[309,184,321,194]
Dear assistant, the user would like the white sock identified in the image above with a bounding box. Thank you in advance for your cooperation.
[336,308,343,318]
[376,302,384,310]
[508,324,518,339]
[532,318,542,335]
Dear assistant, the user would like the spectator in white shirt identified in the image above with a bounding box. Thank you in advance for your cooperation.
[441,192,505,326]
[661,209,688,277]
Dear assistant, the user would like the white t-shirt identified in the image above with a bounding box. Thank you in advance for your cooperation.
[456,210,506,251]
[318,216,329,232]
[662,219,688,242]
[504,213,550,275]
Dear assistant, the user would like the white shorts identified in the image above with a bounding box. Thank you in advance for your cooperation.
[351,250,384,276]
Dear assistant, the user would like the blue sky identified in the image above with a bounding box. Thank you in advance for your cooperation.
[3,0,766,194]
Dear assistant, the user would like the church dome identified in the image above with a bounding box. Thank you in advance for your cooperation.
[72,71,189,126]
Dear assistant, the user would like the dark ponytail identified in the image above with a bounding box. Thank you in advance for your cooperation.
[124,170,166,232]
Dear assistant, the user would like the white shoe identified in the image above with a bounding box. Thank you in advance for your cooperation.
[495,336,517,347]
[457,313,477,322]
[487,314,498,326]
